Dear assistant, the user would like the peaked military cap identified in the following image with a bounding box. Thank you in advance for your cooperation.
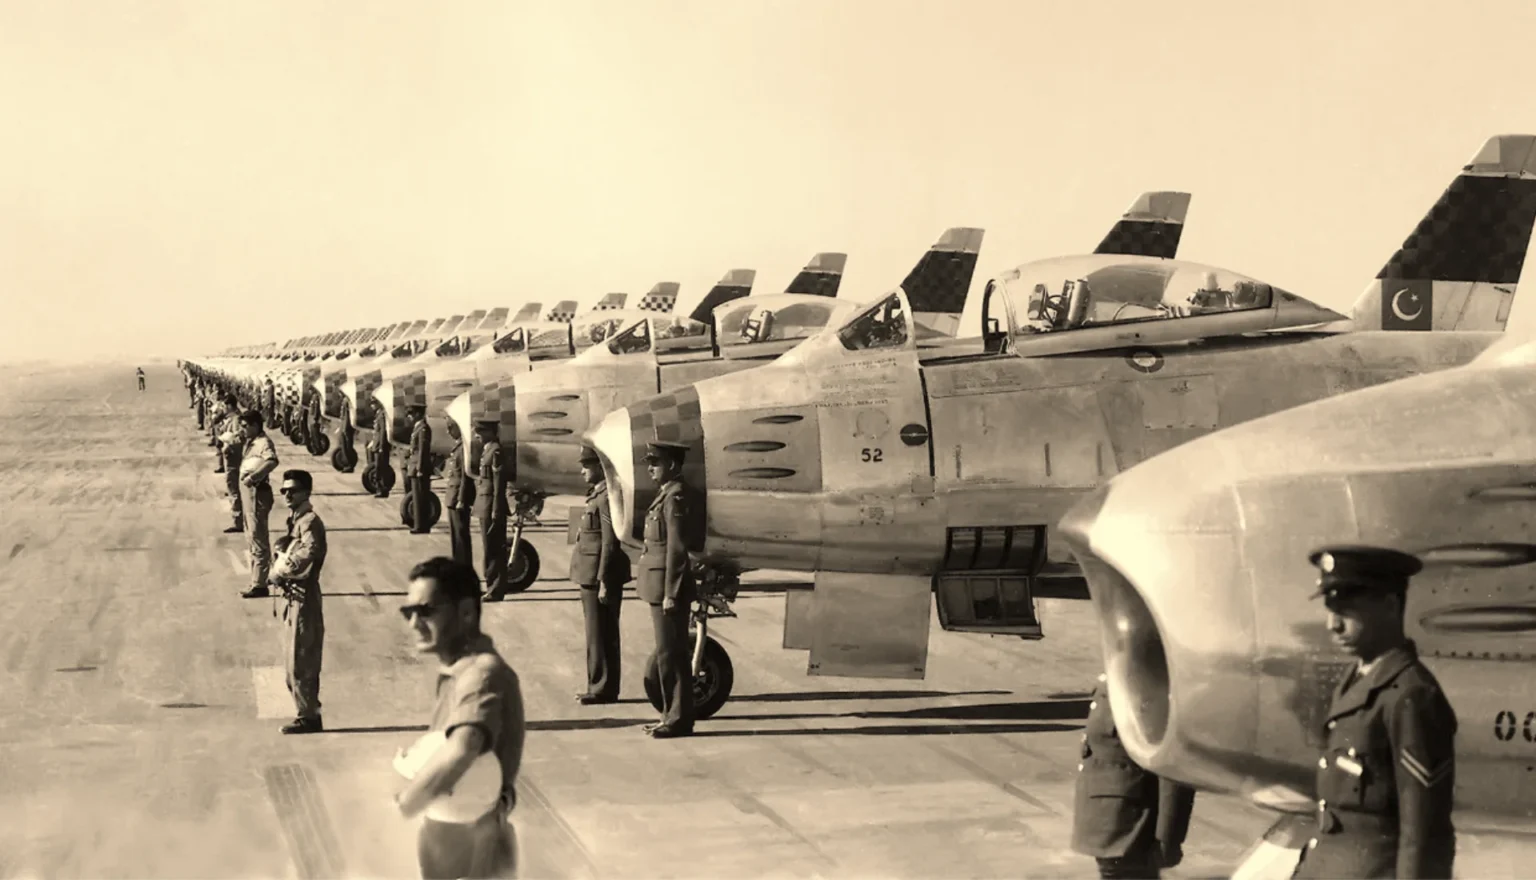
[644,440,689,463]
[578,444,601,464]
[1307,544,1424,602]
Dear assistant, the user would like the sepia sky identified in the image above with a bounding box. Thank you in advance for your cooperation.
[3,0,1535,363]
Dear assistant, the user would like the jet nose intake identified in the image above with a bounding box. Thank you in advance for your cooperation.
[588,386,706,546]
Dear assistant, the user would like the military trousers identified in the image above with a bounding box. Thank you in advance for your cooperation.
[649,601,695,729]
[223,451,244,529]
[447,505,473,565]
[417,810,517,879]
[481,511,508,597]
[579,585,622,700]
[196,401,205,429]
[239,481,273,589]
[283,594,324,720]
[408,475,431,533]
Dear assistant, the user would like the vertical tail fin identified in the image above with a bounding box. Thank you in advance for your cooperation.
[902,227,986,339]
[591,293,628,312]
[687,269,757,324]
[1093,191,1192,259]
[545,301,578,324]
[638,282,680,313]
[1350,134,1536,332]
[784,252,848,297]
[477,308,509,331]
[509,302,543,324]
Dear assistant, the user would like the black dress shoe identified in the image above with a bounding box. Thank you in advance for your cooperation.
[281,716,322,734]
[223,526,242,534]
[577,694,616,705]
[649,724,693,739]
[642,720,663,733]
[241,586,269,599]
[483,591,506,603]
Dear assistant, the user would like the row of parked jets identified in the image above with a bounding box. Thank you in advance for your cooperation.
[184,133,1536,860]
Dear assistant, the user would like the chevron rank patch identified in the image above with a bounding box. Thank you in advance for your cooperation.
[1400,749,1452,788]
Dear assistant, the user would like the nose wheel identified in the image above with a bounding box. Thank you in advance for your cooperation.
[363,461,395,495]
[503,491,546,594]
[330,439,357,472]
[401,491,443,530]
[643,632,734,720]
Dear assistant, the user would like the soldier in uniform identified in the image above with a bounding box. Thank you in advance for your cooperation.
[443,420,474,565]
[473,420,510,601]
[271,469,326,734]
[219,400,246,533]
[237,410,279,599]
[406,404,433,535]
[1292,545,1457,880]
[1072,673,1196,878]
[338,399,357,474]
[367,398,392,499]
[571,445,627,704]
[136,367,145,392]
[636,440,697,739]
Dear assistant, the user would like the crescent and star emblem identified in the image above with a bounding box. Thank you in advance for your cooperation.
[1390,288,1425,322]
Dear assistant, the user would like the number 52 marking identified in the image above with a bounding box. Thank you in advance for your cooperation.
[860,448,883,463]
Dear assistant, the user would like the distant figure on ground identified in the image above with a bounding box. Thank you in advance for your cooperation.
[270,469,327,735]
[395,556,525,878]
[136,367,145,392]
[368,399,392,499]
[473,421,509,601]
[638,440,698,739]
[238,410,279,598]
[571,444,626,705]
[443,420,475,566]
[406,404,433,534]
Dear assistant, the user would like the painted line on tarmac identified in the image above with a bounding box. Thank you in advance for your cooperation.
[252,666,292,719]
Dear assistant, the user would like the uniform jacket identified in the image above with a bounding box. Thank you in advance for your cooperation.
[472,439,509,520]
[1072,676,1196,860]
[271,503,327,604]
[443,438,472,509]
[1293,641,1457,880]
[406,419,431,477]
[368,406,390,454]
[635,479,697,605]
[569,481,629,588]
[239,432,279,485]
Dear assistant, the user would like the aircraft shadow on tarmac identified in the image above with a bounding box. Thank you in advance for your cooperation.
[327,526,411,533]
[310,490,373,497]
[694,698,1092,737]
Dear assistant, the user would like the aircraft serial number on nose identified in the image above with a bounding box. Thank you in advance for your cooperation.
[860,448,884,463]
[1492,710,1536,742]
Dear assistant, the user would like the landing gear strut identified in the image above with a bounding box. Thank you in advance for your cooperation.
[642,563,739,719]
[502,491,544,594]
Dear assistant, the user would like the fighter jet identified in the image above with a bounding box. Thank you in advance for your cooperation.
[1055,264,1536,871]
[587,134,1536,718]
[441,191,1196,600]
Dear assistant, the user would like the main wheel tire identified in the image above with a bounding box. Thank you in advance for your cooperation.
[643,636,734,721]
[401,492,443,530]
[505,539,540,593]
[362,468,377,494]
[311,430,331,456]
[375,462,396,495]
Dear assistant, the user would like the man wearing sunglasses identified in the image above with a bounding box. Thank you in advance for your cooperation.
[271,469,327,735]
[395,557,524,879]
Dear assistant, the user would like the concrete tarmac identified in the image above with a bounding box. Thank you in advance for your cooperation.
[2,362,1502,879]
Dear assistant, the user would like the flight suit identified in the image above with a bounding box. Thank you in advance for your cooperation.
[273,502,326,722]
[570,480,628,701]
[368,403,391,498]
[474,437,510,599]
[1292,641,1457,879]
[238,431,279,592]
[1072,675,1196,878]
[406,417,432,534]
[636,478,697,732]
